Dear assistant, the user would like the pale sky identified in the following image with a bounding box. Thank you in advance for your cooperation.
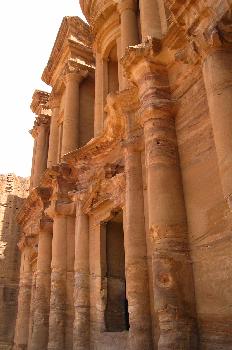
[0,0,85,177]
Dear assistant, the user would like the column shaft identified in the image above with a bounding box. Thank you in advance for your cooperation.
[13,247,32,349]
[62,73,84,157]
[30,140,37,190]
[47,104,60,168]
[119,0,139,54]
[33,123,49,187]
[94,53,108,136]
[118,0,139,89]
[117,37,124,91]
[203,49,232,204]
[139,0,162,40]
[73,202,90,350]
[30,231,52,350]
[140,67,197,348]
[65,217,75,350]
[48,216,67,350]
[124,147,152,349]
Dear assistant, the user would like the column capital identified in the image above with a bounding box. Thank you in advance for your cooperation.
[48,93,61,109]
[30,114,50,138]
[121,37,162,82]
[171,9,232,65]
[39,214,53,234]
[121,39,173,125]
[45,199,76,219]
[63,63,88,84]
[117,0,137,14]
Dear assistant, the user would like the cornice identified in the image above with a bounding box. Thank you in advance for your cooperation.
[80,0,117,34]
[30,90,50,114]
[165,0,232,63]
[41,16,94,86]
[17,187,52,229]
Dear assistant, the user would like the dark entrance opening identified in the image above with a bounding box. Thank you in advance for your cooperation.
[102,210,129,332]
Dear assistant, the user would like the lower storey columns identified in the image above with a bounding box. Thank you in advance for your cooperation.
[121,47,198,348]
[13,245,32,350]
[47,201,75,350]
[73,199,90,350]
[47,214,67,350]
[30,226,52,350]
[124,144,152,349]
[66,216,75,350]
[143,114,197,349]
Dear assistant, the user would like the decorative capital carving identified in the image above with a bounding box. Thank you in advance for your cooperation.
[62,60,89,84]
[39,214,53,234]
[45,200,76,218]
[48,92,61,109]
[30,114,50,138]
[121,39,174,124]
[121,37,162,83]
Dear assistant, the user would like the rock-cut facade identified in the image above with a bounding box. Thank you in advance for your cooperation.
[12,1,232,349]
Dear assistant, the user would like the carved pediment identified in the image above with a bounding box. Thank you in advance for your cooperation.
[81,172,125,214]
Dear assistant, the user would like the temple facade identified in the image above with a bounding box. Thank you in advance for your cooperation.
[13,1,232,349]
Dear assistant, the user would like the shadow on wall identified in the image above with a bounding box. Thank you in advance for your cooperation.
[0,192,27,346]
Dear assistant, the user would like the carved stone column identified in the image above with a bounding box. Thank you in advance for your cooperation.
[112,89,153,349]
[47,95,60,168]
[139,0,162,40]
[94,53,108,136]
[30,218,52,350]
[124,143,153,349]
[61,68,88,158]
[118,0,139,89]
[46,200,75,350]
[201,20,232,208]
[13,244,32,350]
[73,197,90,350]
[32,115,50,187]
[122,42,198,349]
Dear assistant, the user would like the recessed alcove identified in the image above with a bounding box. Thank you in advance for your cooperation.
[100,210,129,332]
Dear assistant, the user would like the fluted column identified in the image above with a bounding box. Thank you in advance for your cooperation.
[13,245,32,350]
[47,96,60,168]
[202,45,232,207]
[61,69,87,158]
[122,45,197,349]
[73,199,90,350]
[118,0,139,89]
[32,115,50,187]
[47,201,75,350]
[139,0,162,40]
[30,219,52,350]
[124,139,152,349]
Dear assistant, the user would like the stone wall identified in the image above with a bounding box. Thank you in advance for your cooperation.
[0,174,29,349]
